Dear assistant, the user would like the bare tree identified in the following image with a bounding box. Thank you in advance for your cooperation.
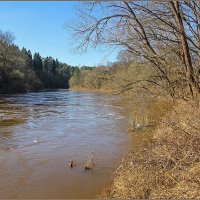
[67,1,200,102]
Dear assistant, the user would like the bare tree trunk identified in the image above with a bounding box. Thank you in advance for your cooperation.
[170,1,199,101]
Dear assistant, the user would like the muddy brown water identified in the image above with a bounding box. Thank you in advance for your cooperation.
[0,89,132,199]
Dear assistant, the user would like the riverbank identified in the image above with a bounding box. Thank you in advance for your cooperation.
[71,87,200,199]
[100,100,200,199]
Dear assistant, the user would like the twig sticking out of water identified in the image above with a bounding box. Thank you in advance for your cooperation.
[84,152,95,170]
[69,160,74,168]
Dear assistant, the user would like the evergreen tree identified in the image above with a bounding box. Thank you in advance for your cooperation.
[22,48,33,68]
[43,57,50,72]
[51,59,56,76]
[33,53,43,74]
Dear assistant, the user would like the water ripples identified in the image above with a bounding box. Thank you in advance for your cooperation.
[0,90,131,198]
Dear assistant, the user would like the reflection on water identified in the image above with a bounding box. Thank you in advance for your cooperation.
[0,89,132,198]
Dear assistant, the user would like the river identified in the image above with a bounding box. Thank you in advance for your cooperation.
[0,89,132,198]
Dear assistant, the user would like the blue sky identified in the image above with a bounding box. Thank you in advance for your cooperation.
[0,1,118,67]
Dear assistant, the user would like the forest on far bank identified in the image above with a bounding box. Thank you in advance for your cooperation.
[0,30,90,94]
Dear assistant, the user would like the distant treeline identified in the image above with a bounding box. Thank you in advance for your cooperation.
[0,30,88,94]
[69,61,174,98]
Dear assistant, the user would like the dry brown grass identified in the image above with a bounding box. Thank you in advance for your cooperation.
[128,97,172,132]
[101,100,200,199]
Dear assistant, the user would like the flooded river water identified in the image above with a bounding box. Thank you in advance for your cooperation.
[0,90,132,198]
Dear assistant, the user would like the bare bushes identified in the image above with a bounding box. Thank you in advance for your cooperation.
[102,101,200,199]
[69,62,158,95]
[69,66,114,91]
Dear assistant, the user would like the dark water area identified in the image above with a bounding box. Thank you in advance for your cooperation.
[0,89,132,198]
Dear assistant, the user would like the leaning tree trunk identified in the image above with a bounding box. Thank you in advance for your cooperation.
[170,1,200,103]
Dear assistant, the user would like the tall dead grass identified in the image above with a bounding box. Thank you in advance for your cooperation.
[101,100,200,199]
[128,98,172,131]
